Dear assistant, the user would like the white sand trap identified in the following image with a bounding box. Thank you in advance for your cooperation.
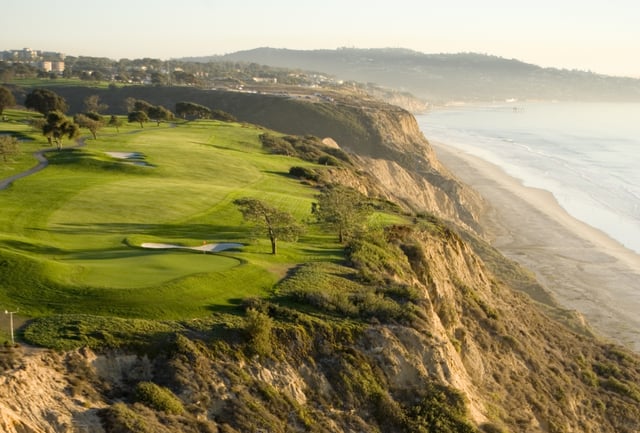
[141,242,243,253]
[106,151,151,166]
[106,152,141,159]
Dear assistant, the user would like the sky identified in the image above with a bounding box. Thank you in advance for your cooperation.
[3,0,640,77]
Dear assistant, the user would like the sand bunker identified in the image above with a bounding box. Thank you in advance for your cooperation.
[141,242,243,253]
[106,151,151,166]
[106,152,141,159]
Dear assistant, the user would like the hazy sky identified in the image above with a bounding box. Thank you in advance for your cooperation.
[3,0,639,77]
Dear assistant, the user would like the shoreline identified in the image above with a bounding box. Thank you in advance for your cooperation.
[432,141,640,352]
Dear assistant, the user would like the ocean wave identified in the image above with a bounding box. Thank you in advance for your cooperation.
[418,102,640,254]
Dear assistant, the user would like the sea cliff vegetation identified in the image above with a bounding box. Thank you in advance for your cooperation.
[0,81,638,433]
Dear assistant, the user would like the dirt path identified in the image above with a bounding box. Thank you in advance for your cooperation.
[0,138,86,191]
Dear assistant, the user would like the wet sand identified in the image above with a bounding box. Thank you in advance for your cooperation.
[432,141,640,353]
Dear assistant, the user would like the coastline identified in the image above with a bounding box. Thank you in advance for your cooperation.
[432,141,640,353]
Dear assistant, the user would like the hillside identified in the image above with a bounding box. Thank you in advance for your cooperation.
[0,86,639,432]
[189,47,640,103]
[29,85,485,233]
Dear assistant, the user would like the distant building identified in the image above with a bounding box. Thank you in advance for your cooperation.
[252,77,278,84]
[19,48,38,61]
[52,61,65,73]
[1,48,65,70]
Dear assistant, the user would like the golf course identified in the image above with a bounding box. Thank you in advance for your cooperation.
[0,110,343,325]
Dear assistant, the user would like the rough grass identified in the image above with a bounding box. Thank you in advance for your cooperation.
[22,314,180,351]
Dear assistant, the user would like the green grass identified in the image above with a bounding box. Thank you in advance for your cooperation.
[7,77,112,88]
[0,113,342,328]
[22,314,180,350]
[0,109,50,174]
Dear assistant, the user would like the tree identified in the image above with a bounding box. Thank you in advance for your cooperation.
[128,111,149,128]
[0,136,19,162]
[314,185,372,243]
[211,109,237,122]
[74,113,103,139]
[147,105,174,126]
[175,101,212,120]
[234,198,303,254]
[42,111,79,150]
[124,97,137,112]
[90,71,104,81]
[0,86,16,116]
[133,99,154,114]
[83,95,108,114]
[150,71,167,86]
[24,88,68,114]
[108,115,123,133]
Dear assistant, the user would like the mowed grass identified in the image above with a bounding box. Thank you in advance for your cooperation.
[0,115,341,321]
[0,109,52,175]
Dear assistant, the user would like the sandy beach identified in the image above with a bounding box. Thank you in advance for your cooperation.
[432,141,640,353]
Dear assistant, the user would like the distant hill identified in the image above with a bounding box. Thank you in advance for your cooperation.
[183,47,640,103]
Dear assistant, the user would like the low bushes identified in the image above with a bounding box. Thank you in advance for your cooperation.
[277,262,417,323]
[135,381,185,415]
[289,165,319,181]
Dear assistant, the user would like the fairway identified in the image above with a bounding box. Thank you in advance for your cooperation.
[0,116,335,320]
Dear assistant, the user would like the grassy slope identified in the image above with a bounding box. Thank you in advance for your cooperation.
[0,113,342,322]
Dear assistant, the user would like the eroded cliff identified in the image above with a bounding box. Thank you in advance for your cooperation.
[2,221,638,432]
[2,89,639,433]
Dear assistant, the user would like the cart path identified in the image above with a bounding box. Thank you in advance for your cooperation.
[0,138,86,191]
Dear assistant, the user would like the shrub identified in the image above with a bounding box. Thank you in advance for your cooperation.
[323,147,352,163]
[0,344,23,372]
[592,361,622,379]
[354,290,404,322]
[134,381,185,414]
[102,402,149,432]
[346,229,411,283]
[210,109,237,122]
[260,133,295,155]
[289,166,319,181]
[260,132,348,165]
[278,262,416,323]
[406,383,477,433]
[318,155,340,166]
[601,377,640,402]
[244,308,273,357]
[480,423,507,433]
[0,136,19,163]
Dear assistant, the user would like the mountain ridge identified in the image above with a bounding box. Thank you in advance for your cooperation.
[182,47,640,103]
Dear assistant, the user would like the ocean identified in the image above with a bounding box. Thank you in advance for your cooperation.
[416,102,640,255]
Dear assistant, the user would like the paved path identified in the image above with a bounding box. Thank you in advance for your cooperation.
[0,138,86,191]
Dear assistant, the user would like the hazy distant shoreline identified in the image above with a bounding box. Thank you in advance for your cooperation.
[432,141,640,352]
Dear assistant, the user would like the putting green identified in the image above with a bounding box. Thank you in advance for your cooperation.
[61,248,242,289]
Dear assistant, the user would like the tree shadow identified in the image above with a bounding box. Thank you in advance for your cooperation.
[205,298,246,315]
[34,222,244,240]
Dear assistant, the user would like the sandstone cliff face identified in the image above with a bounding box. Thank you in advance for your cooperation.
[2,224,638,432]
[0,349,105,433]
[274,99,487,234]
